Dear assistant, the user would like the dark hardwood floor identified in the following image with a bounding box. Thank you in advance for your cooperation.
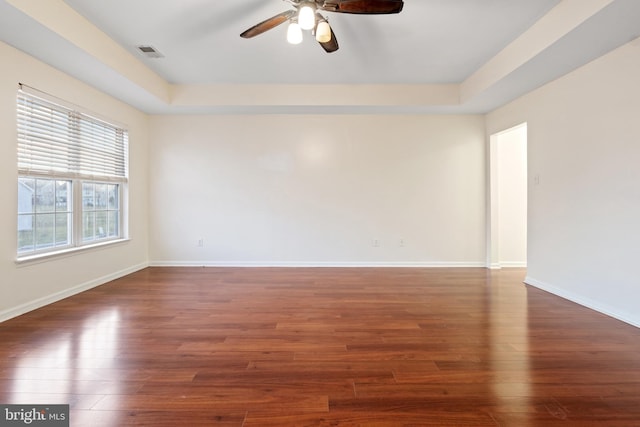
[1,267,640,426]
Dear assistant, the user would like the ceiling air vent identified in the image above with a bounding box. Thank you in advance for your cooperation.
[136,45,164,59]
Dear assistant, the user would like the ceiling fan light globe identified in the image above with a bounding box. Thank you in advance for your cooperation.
[299,5,316,30]
[316,21,332,43]
[287,22,303,44]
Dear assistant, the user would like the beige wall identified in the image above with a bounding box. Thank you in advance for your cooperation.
[486,39,640,327]
[3,33,639,328]
[0,41,149,320]
[148,114,487,266]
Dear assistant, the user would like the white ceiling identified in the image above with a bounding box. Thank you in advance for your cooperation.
[62,0,560,85]
[2,0,640,114]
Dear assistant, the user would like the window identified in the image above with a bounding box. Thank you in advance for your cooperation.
[17,86,128,258]
[18,178,72,253]
[82,182,120,242]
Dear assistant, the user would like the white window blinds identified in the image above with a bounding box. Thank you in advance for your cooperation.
[17,89,128,182]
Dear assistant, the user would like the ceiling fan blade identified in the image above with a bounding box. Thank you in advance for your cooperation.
[321,0,404,14]
[240,10,296,38]
[319,27,339,53]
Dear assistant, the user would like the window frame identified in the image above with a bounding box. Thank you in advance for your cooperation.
[16,86,129,262]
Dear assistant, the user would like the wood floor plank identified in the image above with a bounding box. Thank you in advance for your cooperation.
[1,267,639,426]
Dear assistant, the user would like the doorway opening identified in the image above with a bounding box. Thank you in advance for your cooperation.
[489,123,527,269]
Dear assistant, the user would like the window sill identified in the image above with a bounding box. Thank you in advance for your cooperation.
[15,238,130,266]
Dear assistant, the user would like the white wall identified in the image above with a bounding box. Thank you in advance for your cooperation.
[486,39,640,327]
[148,115,486,266]
[0,41,149,321]
[3,31,638,330]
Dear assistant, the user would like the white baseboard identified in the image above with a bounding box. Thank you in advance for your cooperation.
[149,260,487,268]
[0,262,148,323]
[488,262,527,269]
[525,276,640,329]
[499,261,527,268]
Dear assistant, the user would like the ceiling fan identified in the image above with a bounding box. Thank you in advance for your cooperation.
[240,0,405,53]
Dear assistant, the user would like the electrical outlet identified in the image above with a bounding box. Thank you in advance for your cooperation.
[373,239,380,247]
[399,239,405,247]
[197,238,204,247]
